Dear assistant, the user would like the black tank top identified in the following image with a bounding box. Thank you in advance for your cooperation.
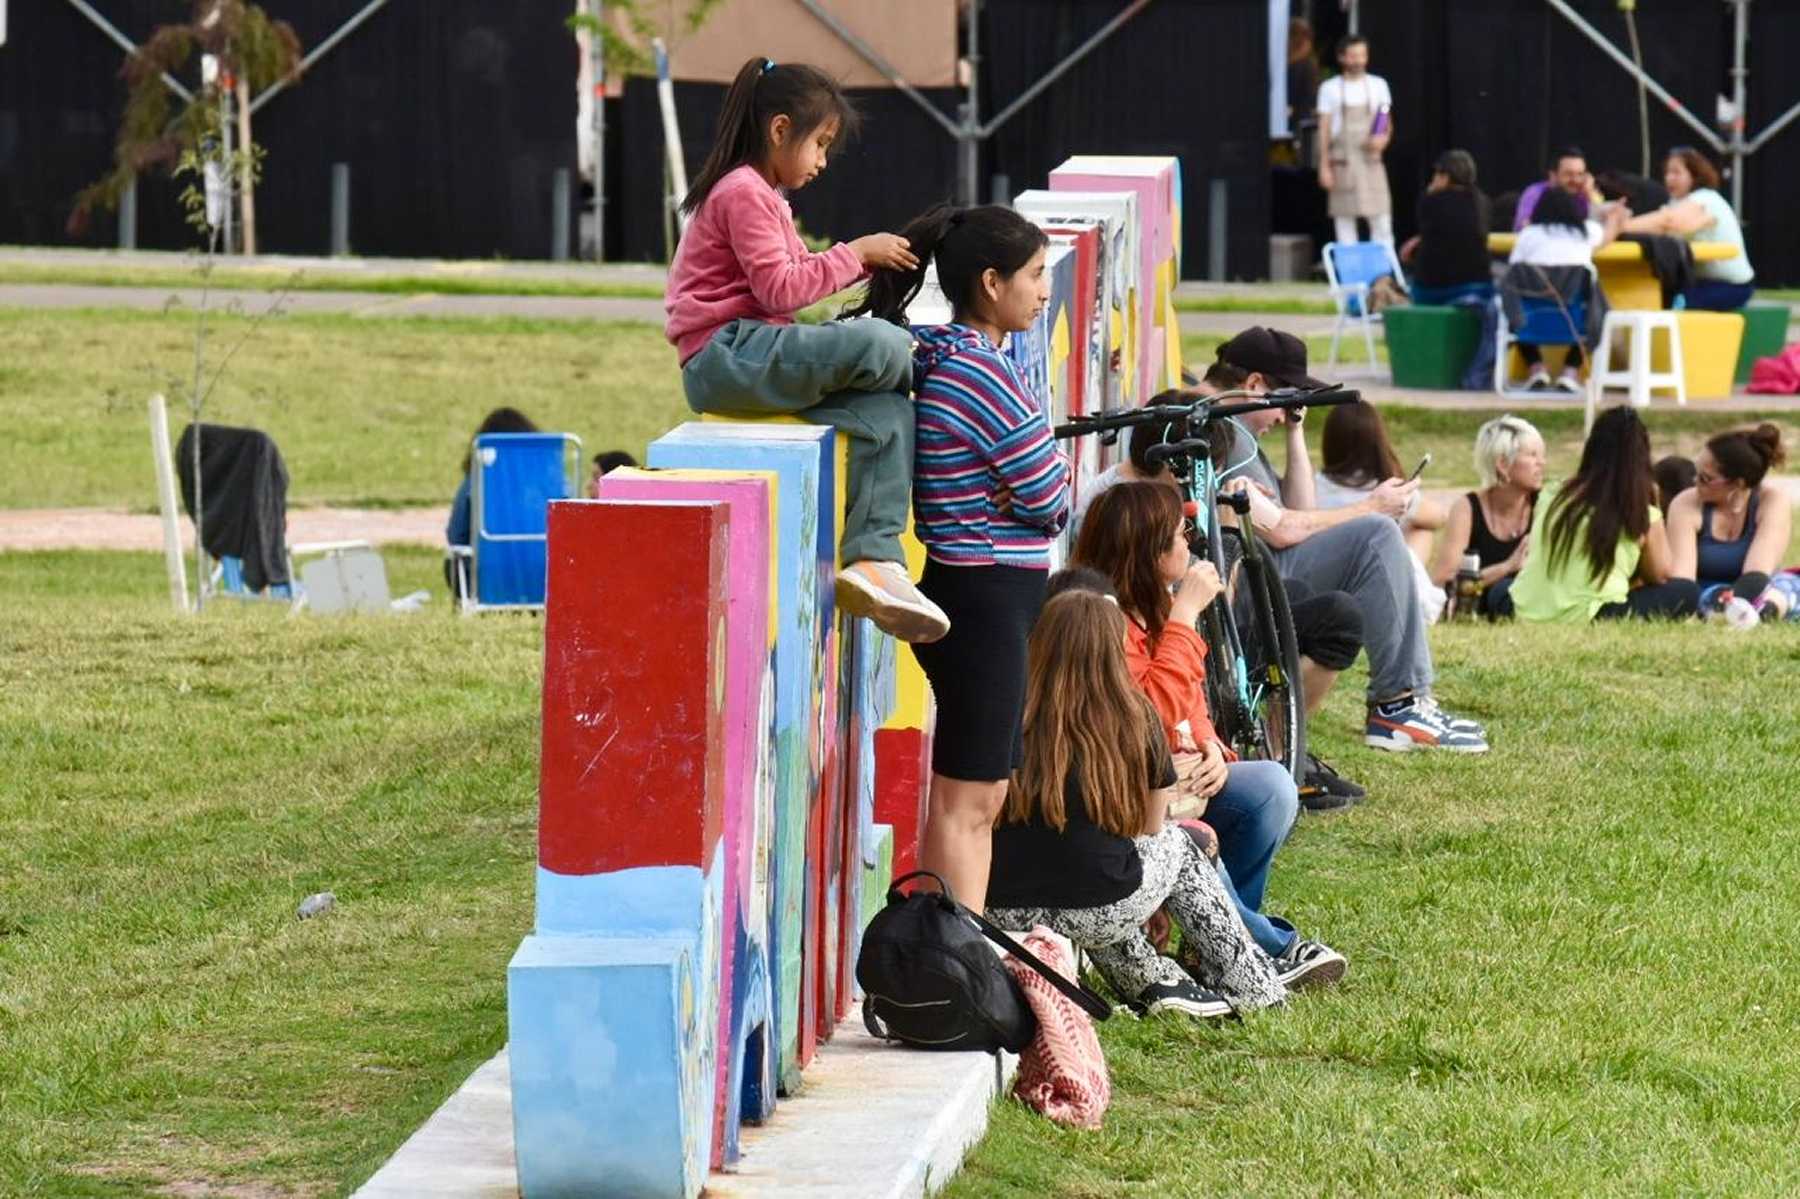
[1466,491,1533,568]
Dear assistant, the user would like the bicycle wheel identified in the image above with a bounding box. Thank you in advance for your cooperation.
[1235,548,1306,782]
[1197,600,1243,746]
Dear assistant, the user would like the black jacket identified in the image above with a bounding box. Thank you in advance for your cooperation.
[176,423,291,591]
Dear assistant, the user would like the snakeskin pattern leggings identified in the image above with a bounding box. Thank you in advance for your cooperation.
[988,824,1285,1012]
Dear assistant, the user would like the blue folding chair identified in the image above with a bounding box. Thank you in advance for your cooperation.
[453,432,583,612]
[1323,239,1407,370]
[1493,266,1597,398]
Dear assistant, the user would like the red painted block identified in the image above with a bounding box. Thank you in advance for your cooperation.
[538,500,728,877]
[875,726,931,881]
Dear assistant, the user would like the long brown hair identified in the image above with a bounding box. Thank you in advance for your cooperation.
[1320,399,1404,487]
[1666,145,1722,193]
[1073,482,1183,644]
[1007,592,1165,838]
[1544,405,1654,584]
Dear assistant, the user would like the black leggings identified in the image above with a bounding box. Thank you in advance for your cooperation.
[1486,575,1698,621]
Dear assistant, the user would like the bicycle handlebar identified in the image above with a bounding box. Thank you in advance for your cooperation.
[1052,385,1360,440]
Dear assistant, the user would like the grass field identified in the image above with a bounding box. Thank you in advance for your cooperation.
[6,308,1794,515]
[0,260,668,301]
[5,306,1800,1195]
[3,548,1797,1196]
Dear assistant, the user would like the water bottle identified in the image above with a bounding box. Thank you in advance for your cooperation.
[1454,554,1482,621]
[1724,595,1761,631]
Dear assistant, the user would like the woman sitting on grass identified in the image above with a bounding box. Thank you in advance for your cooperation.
[1072,483,1346,989]
[984,590,1287,1020]
[1488,406,1698,622]
[1429,414,1545,617]
[1665,424,1797,624]
[1313,400,1448,622]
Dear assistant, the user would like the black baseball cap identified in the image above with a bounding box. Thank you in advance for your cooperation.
[1215,327,1329,390]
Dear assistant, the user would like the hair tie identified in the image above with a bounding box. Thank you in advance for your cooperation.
[761,58,776,75]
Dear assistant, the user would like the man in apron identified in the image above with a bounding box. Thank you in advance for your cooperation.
[1315,35,1394,247]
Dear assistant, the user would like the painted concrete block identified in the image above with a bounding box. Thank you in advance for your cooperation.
[1051,156,1183,397]
[595,469,777,1166]
[515,497,731,1198]
[648,424,831,1093]
[1015,188,1140,414]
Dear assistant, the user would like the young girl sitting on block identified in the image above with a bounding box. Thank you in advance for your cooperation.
[664,55,947,643]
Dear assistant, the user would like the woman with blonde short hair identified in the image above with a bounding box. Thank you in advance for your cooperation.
[1430,415,1546,615]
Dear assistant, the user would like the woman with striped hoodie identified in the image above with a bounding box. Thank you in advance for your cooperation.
[844,203,1071,912]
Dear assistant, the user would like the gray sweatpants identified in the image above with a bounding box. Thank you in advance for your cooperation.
[1269,513,1433,701]
[681,318,914,566]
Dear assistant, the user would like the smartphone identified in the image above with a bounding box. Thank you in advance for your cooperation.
[1408,453,1432,482]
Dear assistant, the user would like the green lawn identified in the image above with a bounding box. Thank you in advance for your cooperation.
[0,260,667,301]
[4,548,1797,1196]
[950,616,1800,1197]
[1,308,689,511]
[0,548,541,1198]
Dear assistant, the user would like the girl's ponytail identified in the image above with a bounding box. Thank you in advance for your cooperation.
[842,202,1047,326]
[842,203,960,325]
[681,57,859,215]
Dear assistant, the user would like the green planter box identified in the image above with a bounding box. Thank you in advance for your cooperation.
[1385,305,1483,389]
[1736,301,1790,383]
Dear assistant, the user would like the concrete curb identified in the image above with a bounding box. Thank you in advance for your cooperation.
[352,1005,1018,1199]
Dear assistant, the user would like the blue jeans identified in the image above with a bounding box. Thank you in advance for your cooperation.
[1679,281,1753,311]
[1205,760,1300,915]
[1219,862,1297,956]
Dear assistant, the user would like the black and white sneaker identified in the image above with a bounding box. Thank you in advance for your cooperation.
[1273,938,1347,991]
[1133,980,1234,1020]
[1299,753,1365,811]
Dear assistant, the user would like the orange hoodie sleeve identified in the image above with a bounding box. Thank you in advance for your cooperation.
[1123,620,1229,756]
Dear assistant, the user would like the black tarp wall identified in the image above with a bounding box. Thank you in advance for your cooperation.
[0,0,578,258]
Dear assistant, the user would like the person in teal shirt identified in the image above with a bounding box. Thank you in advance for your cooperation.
[1622,146,1754,311]
[1487,406,1699,622]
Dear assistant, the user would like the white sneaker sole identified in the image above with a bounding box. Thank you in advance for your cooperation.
[1279,954,1347,991]
[1144,995,1234,1020]
[1365,726,1489,754]
[834,572,950,644]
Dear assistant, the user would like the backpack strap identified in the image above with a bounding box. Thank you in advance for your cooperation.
[968,910,1113,1022]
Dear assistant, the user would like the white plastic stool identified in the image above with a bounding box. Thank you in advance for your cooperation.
[1586,310,1686,430]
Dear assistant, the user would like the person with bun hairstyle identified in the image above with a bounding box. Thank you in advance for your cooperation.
[1666,424,1796,622]
[665,56,949,644]
[844,202,1071,912]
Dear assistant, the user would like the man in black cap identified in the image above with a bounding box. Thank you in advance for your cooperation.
[1201,327,1489,754]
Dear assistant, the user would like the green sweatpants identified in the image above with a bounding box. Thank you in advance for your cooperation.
[681,317,915,566]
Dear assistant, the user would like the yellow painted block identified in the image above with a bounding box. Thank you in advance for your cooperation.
[1653,311,1745,400]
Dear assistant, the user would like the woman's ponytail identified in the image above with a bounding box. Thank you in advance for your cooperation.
[842,202,1047,327]
[1707,422,1788,488]
[842,203,960,325]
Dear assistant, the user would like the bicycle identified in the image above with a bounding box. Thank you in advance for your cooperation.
[1055,385,1359,782]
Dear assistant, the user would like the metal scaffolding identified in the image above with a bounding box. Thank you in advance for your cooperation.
[1545,0,1800,218]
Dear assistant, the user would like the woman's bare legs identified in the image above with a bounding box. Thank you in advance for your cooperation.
[919,774,1010,912]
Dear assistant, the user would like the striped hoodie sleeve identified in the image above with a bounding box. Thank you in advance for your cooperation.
[970,352,1070,531]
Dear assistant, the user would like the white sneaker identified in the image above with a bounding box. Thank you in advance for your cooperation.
[835,560,950,643]
[1554,369,1583,393]
[1525,367,1554,391]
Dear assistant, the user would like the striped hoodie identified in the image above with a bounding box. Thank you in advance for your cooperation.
[911,324,1070,568]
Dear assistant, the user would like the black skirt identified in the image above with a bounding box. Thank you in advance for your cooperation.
[909,560,1048,782]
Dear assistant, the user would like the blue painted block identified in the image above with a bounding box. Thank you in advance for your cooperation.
[509,933,706,1199]
[648,423,831,1092]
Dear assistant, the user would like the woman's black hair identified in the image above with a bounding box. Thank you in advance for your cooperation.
[1543,405,1654,585]
[1434,149,1477,189]
[1528,186,1587,233]
[1044,565,1117,602]
[1706,423,1786,488]
[462,406,538,473]
[841,202,1047,326]
[681,57,860,215]
[1652,454,1695,518]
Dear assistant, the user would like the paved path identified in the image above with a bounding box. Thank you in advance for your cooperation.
[0,506,447,552]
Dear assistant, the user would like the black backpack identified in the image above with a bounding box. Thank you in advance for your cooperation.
[856,871,1112,1053]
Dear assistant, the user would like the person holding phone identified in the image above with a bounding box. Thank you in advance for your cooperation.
[1202,328,1488,753]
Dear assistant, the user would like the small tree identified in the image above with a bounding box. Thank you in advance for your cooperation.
[69,0,301,246]
[73,2,303,612]
[566,0,724,77]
